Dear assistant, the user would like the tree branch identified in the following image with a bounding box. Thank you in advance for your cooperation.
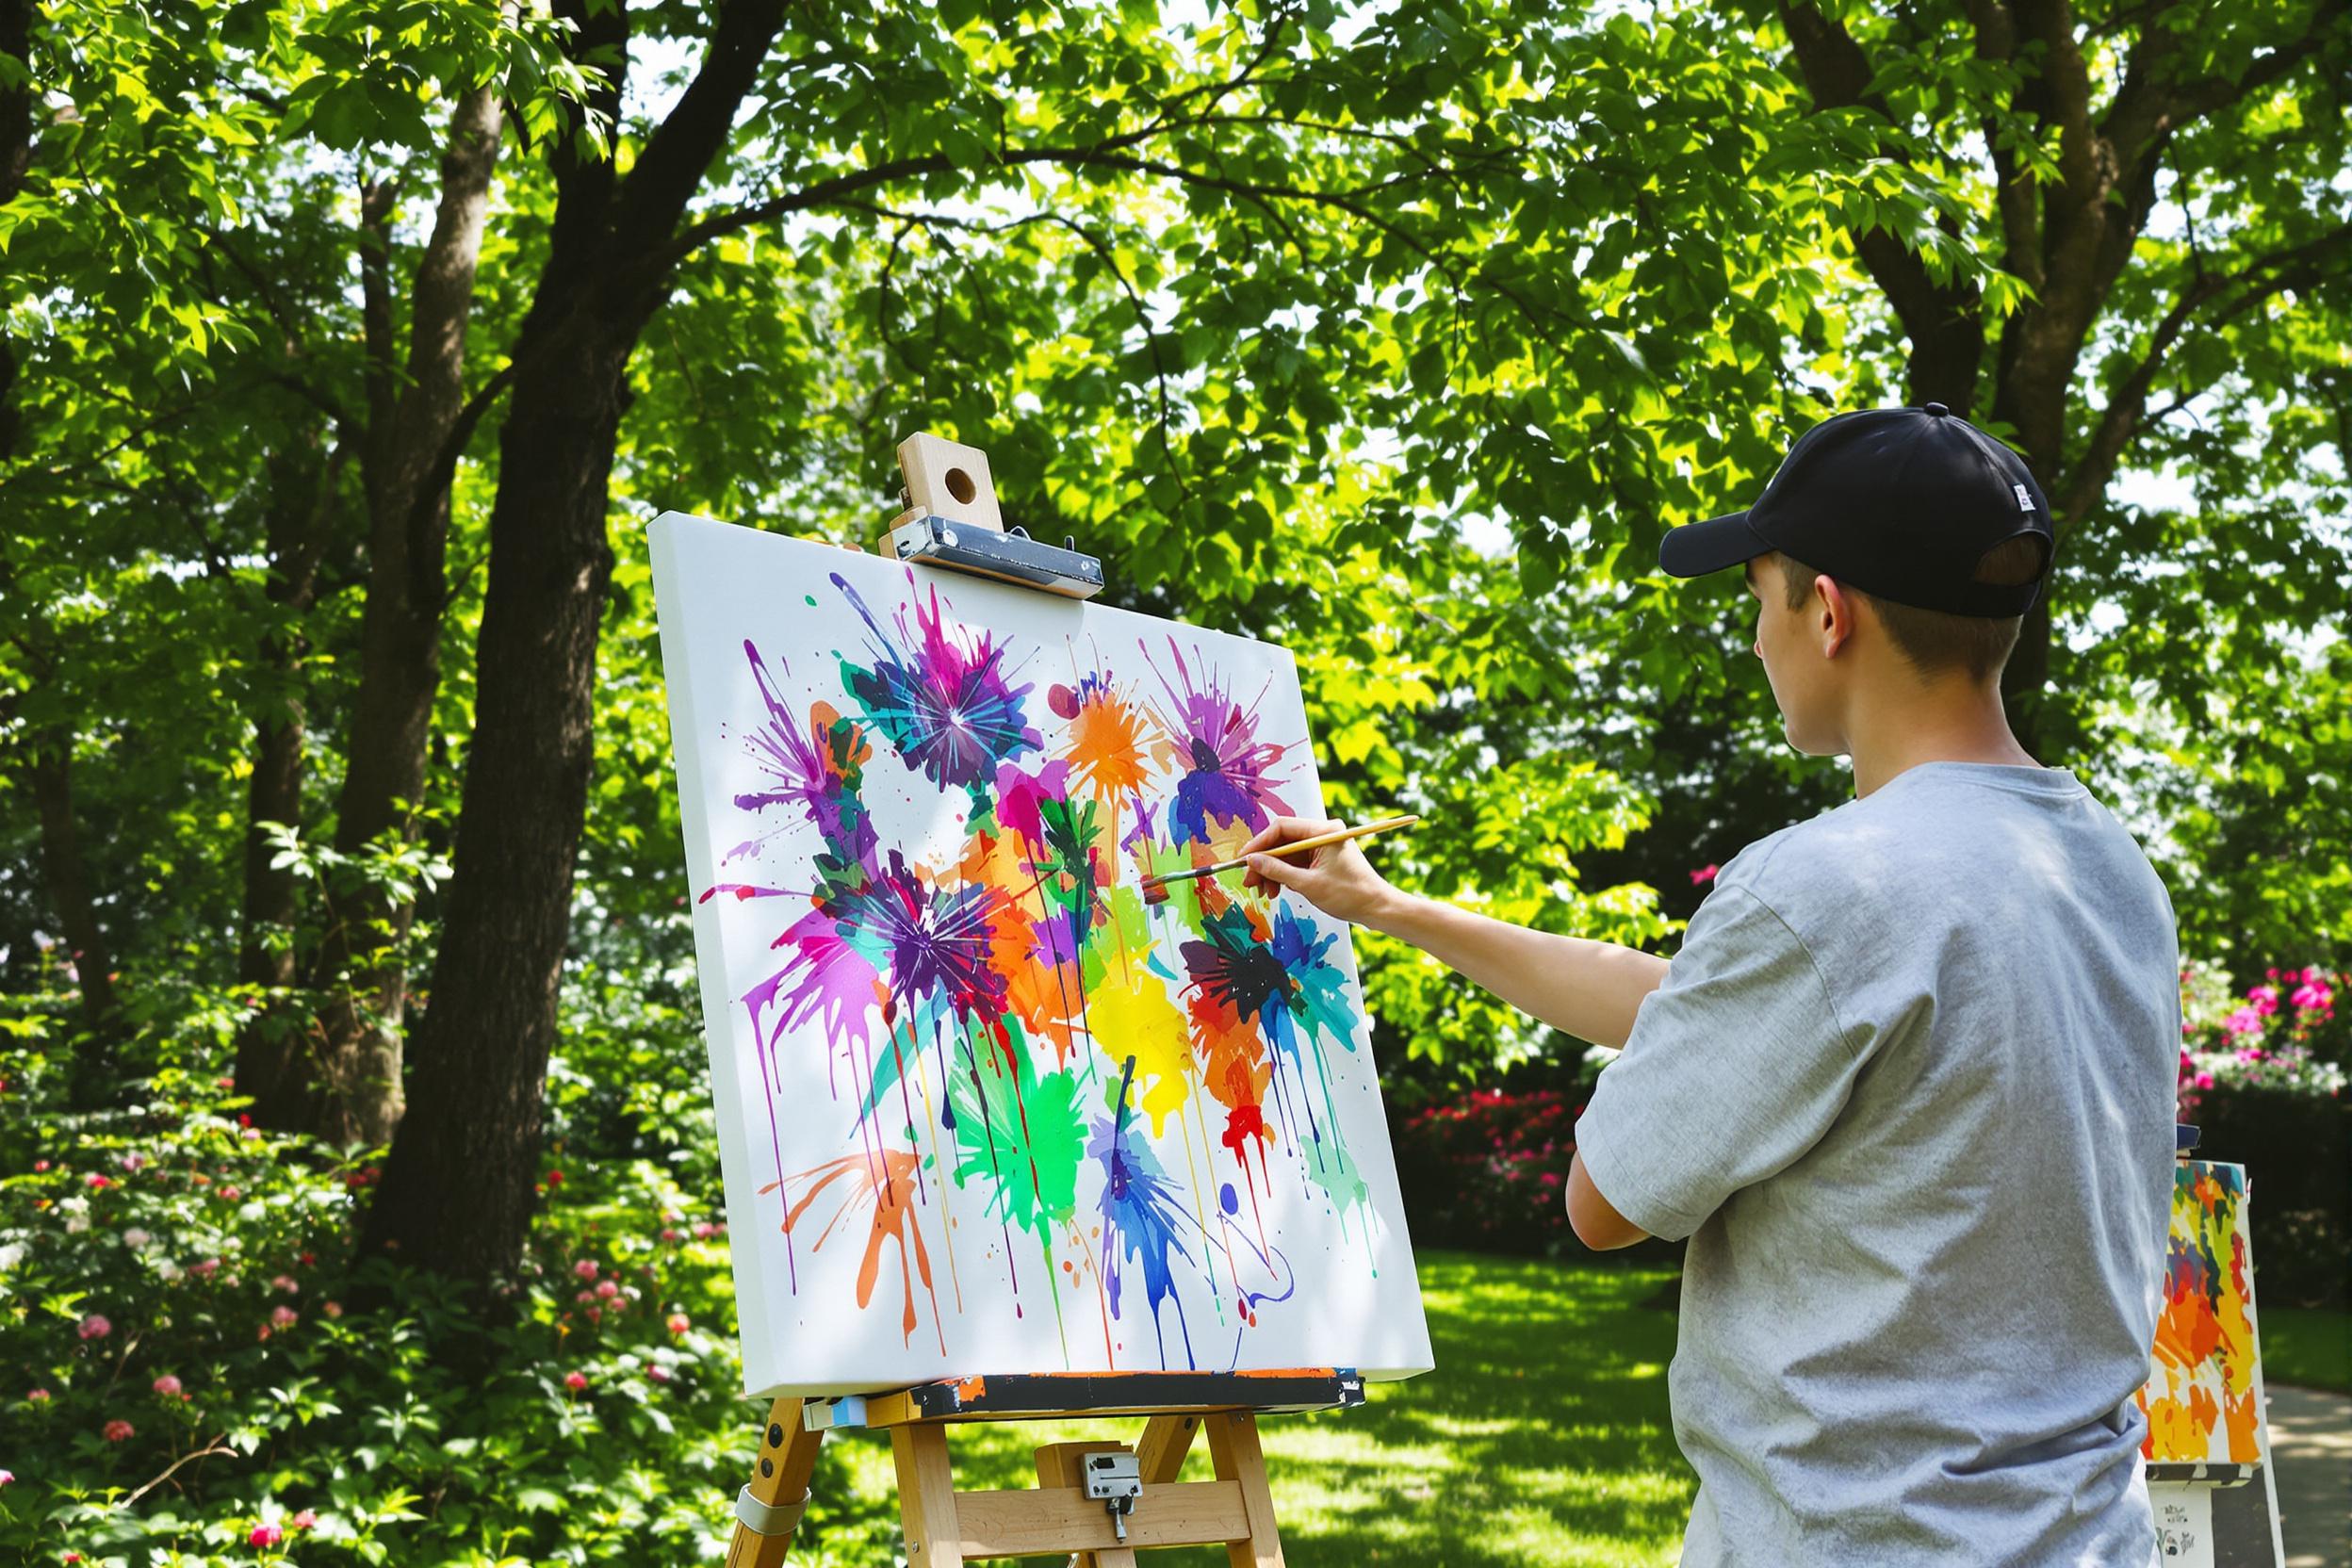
[1779,1,1987,406]
[2058,220,2352,522]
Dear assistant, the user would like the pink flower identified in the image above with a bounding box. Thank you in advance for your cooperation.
[271,1305,298,1329]
[564,1370,589,1392]
[666,1313,691,1335]
[26,1388,49,1404]
[572,1259,598,1280]
[256,1325,272,1342]
[1690,864,1719,886]
[574,1288,595,1304]
[2293,982,2331,1009]
[660,1228,682,1243]
[249,1523,283,1547]
[152,1375,182,1397]
[691,1221,715,1239]
[32,1159,47,1172]
[2194,1072,2214,1089]
[0,1468,12,1484]
[191,1257,220,1277]
[322,1300,342,1319]
[595,1280,619,1299]
[271,1276,298,1294]
[290,1510,318,1530]
[77,1315,111,1340]
[86,1174,110,1190]
[219,1186,240,1201]
[648,1364,673,1383]
[2222,1007,2263,1037]
[119,1153,144,1173]
[103,1419,134,1442]
[2248,985,2279,1015]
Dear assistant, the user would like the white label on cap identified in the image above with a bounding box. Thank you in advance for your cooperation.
[2015,482,2034,512]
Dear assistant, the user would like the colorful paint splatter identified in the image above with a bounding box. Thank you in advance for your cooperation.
[650,516,1430,1396]
[2135,1161,2262,1464]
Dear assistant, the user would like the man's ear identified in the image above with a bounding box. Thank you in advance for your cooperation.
[1812,573,1856,660]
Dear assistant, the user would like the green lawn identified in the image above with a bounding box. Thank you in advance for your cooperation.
[2262,1306,2352,1395]
[792,1251,1695,1566]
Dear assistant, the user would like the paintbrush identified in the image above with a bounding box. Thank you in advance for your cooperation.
[1139,814,1420,904]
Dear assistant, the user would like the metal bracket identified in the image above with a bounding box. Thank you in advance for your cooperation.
[734,1484,811,1537]
[1081,1451,1143,1542]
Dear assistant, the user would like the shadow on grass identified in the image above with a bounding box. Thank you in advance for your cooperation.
[798,1250,1694,1567]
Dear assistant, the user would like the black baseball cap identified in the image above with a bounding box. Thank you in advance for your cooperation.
[1659,403,2053,616]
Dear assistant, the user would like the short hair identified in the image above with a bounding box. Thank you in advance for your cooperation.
[1776,538,2044,684]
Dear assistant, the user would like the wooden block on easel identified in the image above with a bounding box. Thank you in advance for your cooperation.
[896,431,1004,532]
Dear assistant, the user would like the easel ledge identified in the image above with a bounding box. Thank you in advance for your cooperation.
[725,1368,1364,1567]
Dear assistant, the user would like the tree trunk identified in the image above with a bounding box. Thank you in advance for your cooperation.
[361,0,786,1281]
[360,319,632,1278]
[27,742,119,1050]
[302,82,503,1148]
[236,435,341,1121]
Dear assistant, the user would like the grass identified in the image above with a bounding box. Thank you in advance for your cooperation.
[2261,1306,2352,1395]
[792,1250,1695,1566]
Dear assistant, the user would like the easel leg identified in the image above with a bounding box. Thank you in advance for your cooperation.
[1206,1411,1284,1568]
[1135,1412,1200,1483]
[894,1423,966,1568]
[726,1397,824,1568]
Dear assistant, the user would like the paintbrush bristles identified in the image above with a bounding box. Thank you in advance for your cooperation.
[1136,814,1419,900]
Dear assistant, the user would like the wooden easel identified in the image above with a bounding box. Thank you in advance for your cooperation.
[717,433,1362,1565]
[725,1369,1363,1565]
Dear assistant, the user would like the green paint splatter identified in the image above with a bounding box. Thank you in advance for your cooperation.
[1303,1132,1369,1216]
[947,1015,1085,1239]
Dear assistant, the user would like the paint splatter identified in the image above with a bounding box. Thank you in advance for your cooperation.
[1143,639,1295,849]
[834,572,1041,813]
[2136,1162,2262,1463]
[1094,1058,1198,1368]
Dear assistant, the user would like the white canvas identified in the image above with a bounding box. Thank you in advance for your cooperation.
[647,511,1432,1398]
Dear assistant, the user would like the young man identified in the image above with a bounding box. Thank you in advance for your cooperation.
[1241,403,2179,1565]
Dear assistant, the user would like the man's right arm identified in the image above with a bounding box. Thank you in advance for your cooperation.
[1239,817,1669,1050]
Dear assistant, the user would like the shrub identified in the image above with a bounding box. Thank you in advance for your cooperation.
[0,1004,895,1566]
[1392,1087,1582,1256]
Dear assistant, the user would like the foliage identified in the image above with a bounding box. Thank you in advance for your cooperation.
[0,1003,785,1566]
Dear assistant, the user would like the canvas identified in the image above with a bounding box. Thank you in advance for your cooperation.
[2136,1160,2264,1465]
[647,512,1433,1398]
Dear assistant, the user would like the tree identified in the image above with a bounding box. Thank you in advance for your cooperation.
[1763,0,2351,747]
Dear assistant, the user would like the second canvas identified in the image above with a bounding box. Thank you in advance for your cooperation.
[648,513,1433,1397]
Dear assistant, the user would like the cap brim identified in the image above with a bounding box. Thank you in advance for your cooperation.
[1658,511,1770,579]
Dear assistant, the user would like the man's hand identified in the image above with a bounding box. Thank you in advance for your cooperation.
[1239,816,1398,927]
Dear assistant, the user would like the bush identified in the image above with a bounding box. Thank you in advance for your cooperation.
[0,1006,898,1566]
[1394,1086,1576,1254]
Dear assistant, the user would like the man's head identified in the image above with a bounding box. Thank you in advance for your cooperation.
[1740,542,2042,755]
[1663,404,2053,758]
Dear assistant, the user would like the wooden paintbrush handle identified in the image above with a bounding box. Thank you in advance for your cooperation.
[1253,814,1419,865]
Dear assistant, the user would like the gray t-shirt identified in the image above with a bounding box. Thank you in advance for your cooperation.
[1575,761,2178,1567]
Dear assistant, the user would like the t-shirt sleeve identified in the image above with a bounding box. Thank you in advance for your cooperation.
[1573,882,1871,1243]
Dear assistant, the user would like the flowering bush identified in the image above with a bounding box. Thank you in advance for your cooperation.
[2178,960,2345,1113]
[0,991,901,1567]
[1391,1087,1584,1256]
